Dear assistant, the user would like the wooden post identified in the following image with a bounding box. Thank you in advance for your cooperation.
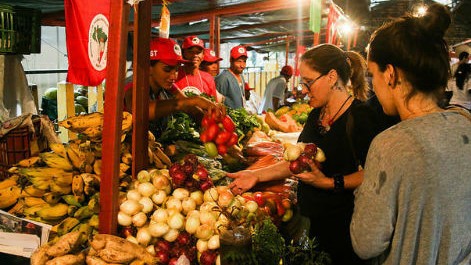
[99,1,130,235]
[56,81,76,142]
[313,32,320,46]
[131,0,152,177]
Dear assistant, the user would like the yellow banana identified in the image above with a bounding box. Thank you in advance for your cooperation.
[67,205,78,216]
[36,203,69,221]
[152,152,166,169]
[66,144,85,169]
[88,214,99,229]
[88,195,100,214]
[58,112,103,131]
[39,152,73,171]
[0,175,18,190]
[24,196,47,207]
[7,200,24,215]
[121,152,132,165]
[49,143,68,158]
[18,167,65,180]
[15,156,40,168]
[72,175,84,198]
[154,146,172,167]
[23,204,47,216]
[0,186,21,209]
[21,185,46,197]
[93,160,102,175]
[52,172,73,187]
[43,192,62,205]
[50,182,72,195]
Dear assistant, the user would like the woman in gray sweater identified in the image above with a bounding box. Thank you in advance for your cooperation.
[350,3,471,265]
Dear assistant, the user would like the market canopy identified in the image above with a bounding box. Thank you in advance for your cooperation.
[3,0,469,52]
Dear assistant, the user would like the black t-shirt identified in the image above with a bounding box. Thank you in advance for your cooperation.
[297,99,384,265]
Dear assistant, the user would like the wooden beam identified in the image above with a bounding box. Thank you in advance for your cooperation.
[132,0,152,177]
[99,1,130,235]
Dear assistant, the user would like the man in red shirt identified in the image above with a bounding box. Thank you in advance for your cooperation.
[175,36,219,101]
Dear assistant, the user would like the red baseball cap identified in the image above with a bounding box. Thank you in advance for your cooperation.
[182,35,205,49]
[149,37,188,66]
[230,45,248,59]
[281,65,294,76]
[203,48,222,63]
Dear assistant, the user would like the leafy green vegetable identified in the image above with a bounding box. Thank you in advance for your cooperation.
[158,113,199,144]
[252,219,285,265]
[283,237,332,265]
[227,108,261,141]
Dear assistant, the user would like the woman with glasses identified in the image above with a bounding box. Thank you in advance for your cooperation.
[228,44,385,264]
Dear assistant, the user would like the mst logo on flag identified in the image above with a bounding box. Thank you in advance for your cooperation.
[65,0,110,86]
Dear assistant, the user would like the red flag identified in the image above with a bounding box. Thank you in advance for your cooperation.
[326,4,340,44]
[65,0,110,86]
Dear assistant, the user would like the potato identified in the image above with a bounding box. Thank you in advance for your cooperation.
[30,244,51,265]
[46,231,82,257]
[45,252,85,265]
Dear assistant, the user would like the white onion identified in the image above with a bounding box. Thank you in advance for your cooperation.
[185,216,200,234]
[139,197,154,213]
[186,210,200,219]
[172,188,190,200]
[146,244,156,255]
[245,200,258,213]
[117,211,132,226]
[126,190,142,201]
[217,190,234,208]
[136,227,152,246]
[151,208,168,223]
[137,170,150,183]
[152,175,170,190]
[207,234,220,250]
[159,169,170,178]
[204,187,219,202]
[132,212,148,227]
[167,212,185,230]
[190,190,204,206]
[151,190,167,205]
[138,182,156,197]
[166,197,182,212]
[196,224,214,240]
[214,220,228,234]
[126,236,138,244]
[181,197,196,214]
[163,185,172,195]
[196,239,208,253]
[199,211,217,226]
[199,202,217,212]
[148,222,169,237]
[163,228,179,242]
[120,199,143,216]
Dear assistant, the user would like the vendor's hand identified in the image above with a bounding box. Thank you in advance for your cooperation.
[295,160,331,189]
[227,170,258,195]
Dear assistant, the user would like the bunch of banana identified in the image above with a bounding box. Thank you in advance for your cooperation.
[81,173,100,196]
[148,143,172,169]
[18,167,73,191]
[15,156,41,167]
[39,152,73,171]
[0,174,18,190]
[49,143,68,158]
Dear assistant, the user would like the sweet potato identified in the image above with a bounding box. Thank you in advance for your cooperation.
[97,248,135,264]
[31,244,51,265]
[45,252,85,265]
[85,255,121,265]
[47,231,82,257]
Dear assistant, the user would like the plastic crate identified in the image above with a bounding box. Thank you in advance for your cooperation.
[0,119,40,180]
[0,4,41,54]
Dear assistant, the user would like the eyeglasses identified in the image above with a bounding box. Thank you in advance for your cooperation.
[299,74,324,90]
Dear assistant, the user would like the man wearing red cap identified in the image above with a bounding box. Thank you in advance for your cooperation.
[200,48,222,77]
[258,65,293,113]
[175,36,219,101]
[124,37,221,136]
[215,45,248,109]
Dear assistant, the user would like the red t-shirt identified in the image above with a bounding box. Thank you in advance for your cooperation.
[175,69,218,101]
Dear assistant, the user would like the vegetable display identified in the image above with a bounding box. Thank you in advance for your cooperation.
[200,113,238,157]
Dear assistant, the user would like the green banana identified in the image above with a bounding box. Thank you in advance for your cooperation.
[36,203,69,221]
[55,217,81,236]
[62,194,82,207]
[52,172,73,187]
[88,214,99,229]
[67,205,78,217]
[73,205,95,220]
[23,204,47,216]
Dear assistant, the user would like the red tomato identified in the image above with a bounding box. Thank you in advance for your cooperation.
[217,144,227,155]
[221,116,236,133]
[215,130,232,145]
[201,115,215,128]
[206,123,220,142]
[226,132,238,147]
[200,130,209,143]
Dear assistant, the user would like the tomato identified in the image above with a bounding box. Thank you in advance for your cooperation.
[221,116,236,133]
[253,191,265,206]
[201,115,216,128]
[204,142,218,158]
[217,144,227,155]
[205,123,220,142]
[200,130,209,143]
[226,132,238,147]
[215,130,232,145]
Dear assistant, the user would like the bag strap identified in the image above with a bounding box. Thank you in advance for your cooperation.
[445,105,471,122]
